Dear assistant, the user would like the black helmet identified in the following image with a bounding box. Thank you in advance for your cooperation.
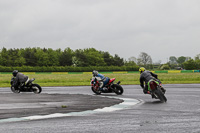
[92,70,98,77]
[12,70,18,77]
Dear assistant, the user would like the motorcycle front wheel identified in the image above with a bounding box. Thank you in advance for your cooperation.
[32,84,42,94]
[112,84,124,95]
[11,86,20,93]
[91,86,101,95]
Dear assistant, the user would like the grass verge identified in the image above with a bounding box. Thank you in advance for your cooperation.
[0,73,200,87]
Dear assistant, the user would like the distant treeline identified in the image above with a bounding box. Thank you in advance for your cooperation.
[0,47,138,72]
[0,66,139,72]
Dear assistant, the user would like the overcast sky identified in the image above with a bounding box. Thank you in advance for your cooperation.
[1,0,200,63]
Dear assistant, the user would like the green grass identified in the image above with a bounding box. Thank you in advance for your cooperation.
[1,73,200,87]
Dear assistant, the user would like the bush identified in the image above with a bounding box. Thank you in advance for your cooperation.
[183,59,197,70]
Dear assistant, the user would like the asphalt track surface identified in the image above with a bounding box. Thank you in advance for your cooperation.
[0,84,200,133]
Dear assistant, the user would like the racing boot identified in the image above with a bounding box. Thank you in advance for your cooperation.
[20,83,25,89]
[99,87,107,92]
[143,89,150,94]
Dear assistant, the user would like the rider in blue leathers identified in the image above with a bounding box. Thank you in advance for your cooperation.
[92,70,110,91]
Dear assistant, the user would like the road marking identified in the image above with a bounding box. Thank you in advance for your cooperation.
[0,96,140,123]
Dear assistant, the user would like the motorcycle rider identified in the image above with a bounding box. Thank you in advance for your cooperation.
[139,67,165,94]
[12,70,29,89]
[92,70,110,91]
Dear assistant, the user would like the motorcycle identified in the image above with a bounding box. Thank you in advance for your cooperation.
[10,77,42,94]
[147,79,167,102]
[90,78,124,95]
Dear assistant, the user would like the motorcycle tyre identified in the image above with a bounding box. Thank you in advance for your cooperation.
[112,84,123,95]
[11,86,20,93]
[32,84,42,94]
[91,86,101,95]
[154,88,167,103]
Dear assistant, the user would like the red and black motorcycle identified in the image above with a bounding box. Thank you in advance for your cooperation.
[147,79,167,102]
[90,78,124,95]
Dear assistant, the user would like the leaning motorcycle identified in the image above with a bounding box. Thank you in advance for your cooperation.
[10,77,42,94]
[147,79,167,102]
[90,78,124,95]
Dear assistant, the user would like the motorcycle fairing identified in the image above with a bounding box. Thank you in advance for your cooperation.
[147,79,159,91]
[109,78,116,84]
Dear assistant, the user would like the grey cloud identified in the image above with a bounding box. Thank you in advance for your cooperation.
[1,0,200,63]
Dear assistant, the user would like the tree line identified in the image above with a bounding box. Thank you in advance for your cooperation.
[1,47,199,70]
[127,52,200,70]
[0,47,131,67]
[167,55,200,70]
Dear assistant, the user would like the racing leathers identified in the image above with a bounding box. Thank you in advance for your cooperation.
[12,72,29,89]
[140,70,161,94]
[92,73,110,91]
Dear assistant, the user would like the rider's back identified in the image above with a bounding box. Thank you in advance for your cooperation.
[140,71,156,84]
[16,73,28,83]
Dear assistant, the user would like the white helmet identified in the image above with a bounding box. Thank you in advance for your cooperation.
[92,70,98,76]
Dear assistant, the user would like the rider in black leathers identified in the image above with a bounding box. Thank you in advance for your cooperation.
[12,70,29,89]
[139,67,162,94]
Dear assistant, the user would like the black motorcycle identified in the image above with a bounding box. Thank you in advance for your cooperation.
[10,77,42,94]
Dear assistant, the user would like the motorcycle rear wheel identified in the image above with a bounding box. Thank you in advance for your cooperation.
[32,84,42,94]
[112,84,124,95]
[154,88,167,102]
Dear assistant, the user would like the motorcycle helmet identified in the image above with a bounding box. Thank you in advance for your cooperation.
[92,70,98,77]
[12,70,18,77]
[139,67,146,74]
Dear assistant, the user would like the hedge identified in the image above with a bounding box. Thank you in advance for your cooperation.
[0,66,139,72]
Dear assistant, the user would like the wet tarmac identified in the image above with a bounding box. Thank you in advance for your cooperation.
[0,84,200,133]
[0,93,123,119]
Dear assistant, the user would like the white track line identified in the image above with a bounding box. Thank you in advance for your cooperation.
[0,96,140,123]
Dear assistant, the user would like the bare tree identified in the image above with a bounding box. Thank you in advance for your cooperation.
[137,52,152,67]
[128,56,137,63]
[153,60,162,65]
[195,54,200,60]
[169,56,177,64]
[185,56,191,61]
